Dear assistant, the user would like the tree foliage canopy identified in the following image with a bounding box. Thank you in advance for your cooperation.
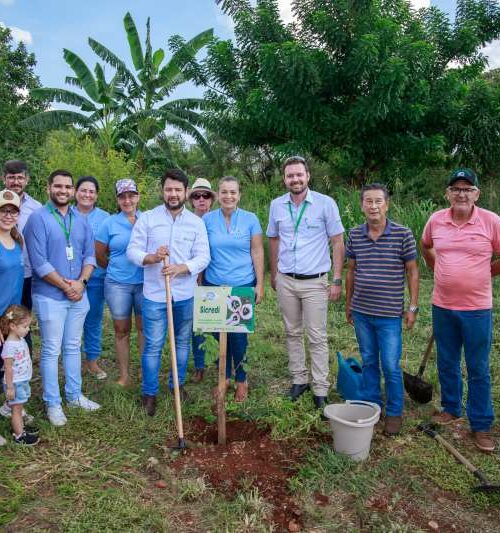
[0,27,47,164]
[207,0,500,178]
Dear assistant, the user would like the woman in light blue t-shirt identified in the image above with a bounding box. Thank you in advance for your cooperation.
[95,179,143,386]
[203,176,264,402]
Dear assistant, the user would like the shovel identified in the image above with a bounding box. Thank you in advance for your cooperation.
[418,423,500,493]
[403,334,434,404]
[164,257,187,450]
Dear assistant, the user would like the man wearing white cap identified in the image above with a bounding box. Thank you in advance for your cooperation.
[188,178,216,382]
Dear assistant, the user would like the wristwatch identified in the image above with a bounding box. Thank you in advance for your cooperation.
[332,279,342,286]
[408,305,419,313]
[80,278,88,287]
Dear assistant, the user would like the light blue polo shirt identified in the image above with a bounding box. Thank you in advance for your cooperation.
[84,206,110,280]
[266,189,344,275]
[203,208,262,286]
[96,211,143,285]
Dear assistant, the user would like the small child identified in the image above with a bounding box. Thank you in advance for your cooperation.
[0,304,39,445]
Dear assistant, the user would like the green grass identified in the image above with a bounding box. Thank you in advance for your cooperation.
[0,278,499,531]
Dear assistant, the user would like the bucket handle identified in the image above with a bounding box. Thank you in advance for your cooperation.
[345,400,381,424]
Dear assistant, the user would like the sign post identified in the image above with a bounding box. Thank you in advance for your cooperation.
[193,286,255,445]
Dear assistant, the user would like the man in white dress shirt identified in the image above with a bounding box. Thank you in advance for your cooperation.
[127,169,210,416]
[267,156,345,411]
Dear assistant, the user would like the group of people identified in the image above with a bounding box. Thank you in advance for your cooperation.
[0,157,498,454]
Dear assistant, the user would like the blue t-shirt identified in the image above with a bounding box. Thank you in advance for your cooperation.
[84,207,110,280]
[0,242,24,315]
[203,208,262,286]
[96,211,143,285]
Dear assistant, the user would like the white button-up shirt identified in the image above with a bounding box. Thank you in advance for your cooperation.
[127,204,210,303]
[19,192,42,278]
[266,189,344,275]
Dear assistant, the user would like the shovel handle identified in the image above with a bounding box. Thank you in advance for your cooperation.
[164,256,184,441]
[432,433,478,475]
[417,334,434,378]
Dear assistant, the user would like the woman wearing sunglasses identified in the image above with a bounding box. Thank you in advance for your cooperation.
[188,179,216,382]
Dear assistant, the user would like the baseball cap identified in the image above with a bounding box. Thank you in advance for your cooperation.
[115,178,139,195]
[0,189,21,210]
[447,168,479,187]
[189,178,215,198]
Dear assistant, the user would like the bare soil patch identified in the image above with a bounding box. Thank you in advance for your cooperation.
[171,417,304,531]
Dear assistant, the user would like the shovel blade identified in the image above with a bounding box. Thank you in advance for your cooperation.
[404,371,433,404]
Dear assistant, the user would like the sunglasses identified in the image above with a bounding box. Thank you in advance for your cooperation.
[191,192,212,200]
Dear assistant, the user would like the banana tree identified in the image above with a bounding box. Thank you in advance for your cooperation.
[22,12,214,164]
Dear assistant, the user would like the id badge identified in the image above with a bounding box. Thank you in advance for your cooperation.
[66,246,74,261]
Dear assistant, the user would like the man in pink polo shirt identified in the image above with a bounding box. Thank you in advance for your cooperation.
[421,168,500,452]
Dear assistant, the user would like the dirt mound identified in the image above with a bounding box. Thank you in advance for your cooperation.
[171,417,303,531]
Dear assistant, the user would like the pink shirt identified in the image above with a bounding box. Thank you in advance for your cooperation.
[422,207,500,310]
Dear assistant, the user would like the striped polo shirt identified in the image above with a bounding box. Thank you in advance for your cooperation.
[346,219,417,317]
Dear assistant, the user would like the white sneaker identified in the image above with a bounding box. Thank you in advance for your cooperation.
[47,405,68,426]
[67,395,101,411]
[1,401,35,424]
[0,434,6,446]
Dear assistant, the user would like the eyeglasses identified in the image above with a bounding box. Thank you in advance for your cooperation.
[448,186,478,195]
[4,175,27,182]
[0,208,19,217]
[191,192,212,200]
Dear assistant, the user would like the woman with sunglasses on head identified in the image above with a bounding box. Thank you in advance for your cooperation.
[95,179,143,386]
[203,176,264,402]
[75,176,110,380]
[188,179,216,382]
[0,190,24,446]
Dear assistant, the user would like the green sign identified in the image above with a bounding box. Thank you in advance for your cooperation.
[193,286,255,333]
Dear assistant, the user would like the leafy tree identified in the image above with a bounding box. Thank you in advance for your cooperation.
[208,0,500,180]
[0,27,47,165]
[22,12,214,167]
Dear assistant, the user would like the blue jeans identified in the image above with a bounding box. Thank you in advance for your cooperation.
[33,293,89,407]
[432,305,494,432]
[83,277,105,361]
[204,279,253,383]
[141,297,193,395]
[104,278,143,320]
[352,311,403,417]
[192,333,205,370]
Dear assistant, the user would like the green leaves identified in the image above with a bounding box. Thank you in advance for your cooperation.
[124,12,144,71]
[206,0,500,177]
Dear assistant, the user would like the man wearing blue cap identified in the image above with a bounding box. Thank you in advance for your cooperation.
[422,168,500,452]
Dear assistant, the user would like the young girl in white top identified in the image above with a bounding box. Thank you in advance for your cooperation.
[0,304,39,445]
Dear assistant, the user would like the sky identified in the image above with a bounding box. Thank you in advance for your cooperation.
[1,0,499,99]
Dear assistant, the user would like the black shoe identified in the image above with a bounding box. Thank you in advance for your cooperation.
[313,395,327,409]
[141,394,156,416]
[289,383,310,401]
[25,425,40,437]
[13,431,39,446]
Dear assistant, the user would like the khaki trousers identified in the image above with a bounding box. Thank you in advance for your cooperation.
[276,272,330,396]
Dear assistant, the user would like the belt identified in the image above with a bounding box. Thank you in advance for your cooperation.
[283,272,327,280]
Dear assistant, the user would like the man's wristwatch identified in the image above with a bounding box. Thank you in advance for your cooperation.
[80,278,88,287]
[332,279,342,286]
[408,305,419,313]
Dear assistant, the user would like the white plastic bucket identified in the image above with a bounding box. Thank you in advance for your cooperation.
[323,401,381,461]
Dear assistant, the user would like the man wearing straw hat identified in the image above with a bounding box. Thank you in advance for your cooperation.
[127,169,210,416]
[421,168,500,452]
[188,178,216,383]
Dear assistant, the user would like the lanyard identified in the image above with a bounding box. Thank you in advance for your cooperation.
[48,204,72,244]
[288,201,308,235]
